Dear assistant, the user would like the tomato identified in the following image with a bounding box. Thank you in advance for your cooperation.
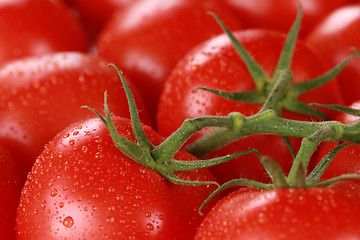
[0,52,151,181]
[0,143,21,240]
[218,0,351,37]
[305,3,360,105]
[314,100,360,179]
[195,180,360,240]
[96,0,243,119]
[157,29,344,184]
[0,0,89,67]
[16,116,216,240]
[69,0,141,38]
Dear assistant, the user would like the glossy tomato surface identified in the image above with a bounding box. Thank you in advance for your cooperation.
[219,0,350,37]
[314,100,360,179]
[70,0,141,37]
[96,0,243,117]
[157,29,344,184]
[0,143,21,240]
[195,180,360,240]
[16,117,216,240]
[0,52,151,181]
[306,3,360,104]
[0,0,89,66]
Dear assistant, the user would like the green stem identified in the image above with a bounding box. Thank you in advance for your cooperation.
[258,69,293,114]
[152,115,236,164]
[287,123,340,186]
[186,107,360,159]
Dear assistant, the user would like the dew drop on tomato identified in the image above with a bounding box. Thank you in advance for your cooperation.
[50,188,58,197]
[62,216,74,228]
[146,223,155,231]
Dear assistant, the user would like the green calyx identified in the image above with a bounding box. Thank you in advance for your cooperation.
[199,141,360,214]
[203,7,357,121]
[83,64,258,187]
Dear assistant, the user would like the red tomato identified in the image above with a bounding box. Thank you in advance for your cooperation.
[70,0,141,38]
[218,0,350,37]
[0,143,21,240]
[96,0,243,118]
[195,180,360,240]
[0,52,151,181]
[157,29,344,184]
[0,0,89,66]
[305,3,360,105]
[16,116,216,240]
[314,100,360,179]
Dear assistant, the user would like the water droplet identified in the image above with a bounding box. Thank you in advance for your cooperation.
[48,179,55,187]
[108,206,115,211]
[106,216,115,224]
[69,140,75,145]
[63,216,74,228]
[146,223,154,231]
[73,131,79,136]
[63,133,70,138]
[50,188,58,197]
[59,202,64,208]
[116,195,124,201]
[82,146,88,153]
[145,212,151,218]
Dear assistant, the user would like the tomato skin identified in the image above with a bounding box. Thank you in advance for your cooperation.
[96,0,243,118]
[0,143,21,240]
[305,4,360,105]
[157,29,343,184]
[0,52,151,181]
[195,181,360,240]
[70,0,141,37]
[313,101,360,179]
[0,0,89,66]
[16,116,216,240]
[219,0,350,37]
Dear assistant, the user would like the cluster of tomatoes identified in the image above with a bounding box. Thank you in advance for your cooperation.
[2,0,360,239]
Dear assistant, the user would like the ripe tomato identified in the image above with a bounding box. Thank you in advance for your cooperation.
[69,0,141,38]
[0,143,21,240]
[157,29,344,184]
[16,116,216,240]
[0,52,151,181]
[314,100,360,179]
[195,180,360,240]
[0,0,89,66]
[218,0,351,37]
[305,3,360,105]
[96,0,243,118]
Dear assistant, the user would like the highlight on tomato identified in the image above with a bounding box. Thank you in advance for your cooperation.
[0,52,151,181]
[96,0,243,118]
[0,0,89,66]
[306,3,360,105]
[194,180,360,240]
[156,23,344,184]
[218,0,351,37]
[314,100,360,179]
[16,116,217,240]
